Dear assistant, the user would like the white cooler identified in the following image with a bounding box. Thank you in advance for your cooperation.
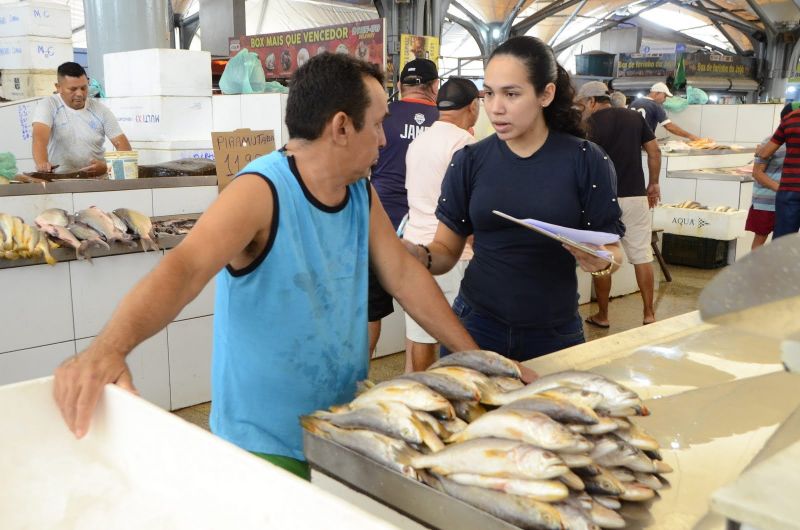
[0,35,72,70]
[652,206,747,241]
[102,96,213,142]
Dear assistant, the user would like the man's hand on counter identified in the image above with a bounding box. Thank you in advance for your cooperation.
[53,346,138,439]
[79,159,108,176]
[35,161,54,172]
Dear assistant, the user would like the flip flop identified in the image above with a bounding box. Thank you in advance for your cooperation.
[585,316,610,329]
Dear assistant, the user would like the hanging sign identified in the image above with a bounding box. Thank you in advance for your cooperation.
[231,18,385,80]
[683,54,755,79]
[617,53,676,77]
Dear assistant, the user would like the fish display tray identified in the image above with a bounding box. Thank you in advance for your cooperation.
[304,431,521,530]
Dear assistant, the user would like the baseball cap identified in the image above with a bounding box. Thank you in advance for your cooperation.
[400,58,439,85]
[576,81,609,100]
[650,82,674,97]
[437,77,479,110]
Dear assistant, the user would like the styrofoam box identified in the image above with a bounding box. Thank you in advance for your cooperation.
[1,68,55,99]
[652,206,747,240]
[104,49,212,98]
[0,1,72,38]
[131,140,215,165]
[0,377,397,530]
[0,96,43,161]
[102,96,213,142]
[212,93,289,146]
[0,35,72,70]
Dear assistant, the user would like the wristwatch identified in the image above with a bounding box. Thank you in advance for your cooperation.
[591,262,613,277]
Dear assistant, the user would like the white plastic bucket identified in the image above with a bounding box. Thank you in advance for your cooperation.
[104,150,138,180]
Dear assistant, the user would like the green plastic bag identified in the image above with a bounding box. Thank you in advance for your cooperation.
[263,81,289,94]
[219,49,267,94]
[663,96,689,113]
[686,85,709,105]
[0,152,17,183]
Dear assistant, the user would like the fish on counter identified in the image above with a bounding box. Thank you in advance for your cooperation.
[444,473,570,502]
[310,402,444,452]
[75,206,135,246]
[67,222,111,253]
[113,208,160,252]
[429,349,522,379]
[552,502,599,530]
[411,438,569,480]
[397,371,481,402]
[301,416,420,479]
[447,408,593,454]
[501,394,600,426]
[422,472,564,530]
[34,208,71,228]
[491,375,525,392]
[426,365,505,405]
[347,379,456,420]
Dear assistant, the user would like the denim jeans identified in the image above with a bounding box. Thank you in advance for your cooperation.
[442,294,585,363]
[774,190,800,239]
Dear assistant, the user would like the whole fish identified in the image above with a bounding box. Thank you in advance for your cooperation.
[608,467,635,483]
[559,469,585,491]
[34,208,71,228]
[542,387,606,411]
[68,222,111,252]
[412,410,450,438]
[594,442,656,473]
[311,402,444,452]
[591,495,621,510]
[446,473,569,502]
[427,365,505,405]
[76,206,133,245]
[411,438,569,480]
[491,375,525,392]
[452,400,488,423]
[106,211,129,234]
[553,502,599,530]
[422,472,563,530]
[568,417,619,435]
[589,435,627,460]
[348,379,455,419]
[614,423,659,452]
[33,228,56,265]
[634,472,664,490]
[493,371,646,415]
[575,467,625,496]
[40,223,102,261]
[430,349,521,379]
[397,370,481,402]
[448,408,593,454]
[619,482,656,502]
[300,417,419,479]
[557,453,593,468]
[565,496,626,529]
[113,208,160,251]
[502,394,600,425]
[0,213,15,250]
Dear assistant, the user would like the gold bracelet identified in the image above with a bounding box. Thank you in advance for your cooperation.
[591,263,613,277]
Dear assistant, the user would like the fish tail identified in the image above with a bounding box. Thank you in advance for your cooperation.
[445,430,466,444]
[410,416,444,452]
[355,379,375,395]
[300,416,330,438]
[143,236,160,252]
[328,404,350,414]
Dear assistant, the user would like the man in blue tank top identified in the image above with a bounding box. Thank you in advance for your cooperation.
[52,54,481,479]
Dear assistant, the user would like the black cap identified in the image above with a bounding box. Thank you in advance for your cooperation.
[400,58,439,85]
[437,77,479,111]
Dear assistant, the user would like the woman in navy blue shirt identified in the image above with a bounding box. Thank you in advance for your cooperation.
[406,36,624,363]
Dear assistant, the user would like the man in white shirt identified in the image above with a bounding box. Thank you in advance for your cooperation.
[629,82,700,140]
[402,77,479,370]
[32,62,131,175]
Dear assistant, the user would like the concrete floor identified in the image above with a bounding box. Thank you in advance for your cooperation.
[172,264,721,431]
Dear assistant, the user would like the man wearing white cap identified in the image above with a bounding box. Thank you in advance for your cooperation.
[629,82,700,141]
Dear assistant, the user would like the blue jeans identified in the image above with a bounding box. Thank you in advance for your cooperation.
[774,190,800,238]
[443,295,585,363]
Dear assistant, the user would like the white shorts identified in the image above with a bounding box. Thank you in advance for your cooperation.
[619,196,653,265]
[405,260,469,344]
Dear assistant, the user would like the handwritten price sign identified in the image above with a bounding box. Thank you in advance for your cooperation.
[211,128,276,191]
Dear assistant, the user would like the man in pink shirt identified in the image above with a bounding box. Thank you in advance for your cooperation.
[403,78,480,370]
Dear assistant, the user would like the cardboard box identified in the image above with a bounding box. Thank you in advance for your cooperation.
[652,206,747,241]
[0,377,397,529]
[211,128,275,191]
[102,96,213,142]
[0,35,72,70]
[1,68,55,99]
[0,1,72,38]
[104,49,212,98]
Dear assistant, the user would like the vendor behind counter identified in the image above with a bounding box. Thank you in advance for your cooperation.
[31,61,131,175]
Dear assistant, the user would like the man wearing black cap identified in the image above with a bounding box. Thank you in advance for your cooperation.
[368,58,440,355]
[401,77,480,370]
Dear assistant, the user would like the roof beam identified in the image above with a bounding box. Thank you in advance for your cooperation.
[512,0,586,36]
[667,0,760,35]
[741,0,777,34]
[711,19,745,55]
[549,0,588,46]
[703,0,759,27]
[500,0,529,35]
[552,0,667,53]
[444,13,488,56]
[636,15,736,55]
[450,0,487,30]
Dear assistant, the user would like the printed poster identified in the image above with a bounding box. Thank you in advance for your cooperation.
[399,34,440,71]
[231,19,385,80]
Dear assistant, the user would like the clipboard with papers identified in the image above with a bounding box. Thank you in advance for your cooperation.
[492,210,620,266]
